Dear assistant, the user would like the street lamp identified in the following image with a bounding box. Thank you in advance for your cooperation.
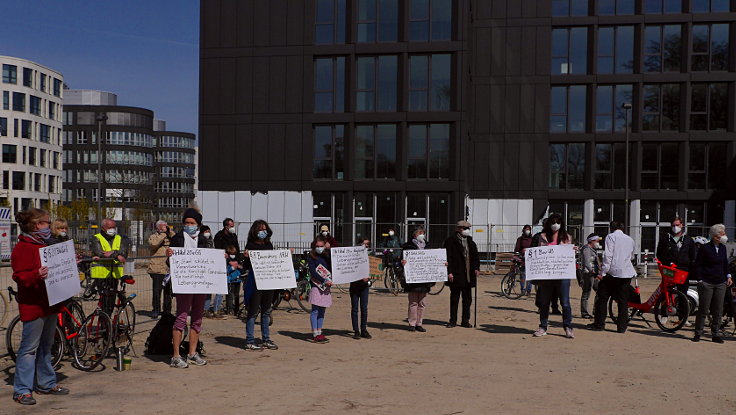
[622,102,632,233]
[96,113,108,224]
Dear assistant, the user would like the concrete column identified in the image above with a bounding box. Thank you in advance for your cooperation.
[583,199,595,238]
[725,200,735,238]
[630,199,641,262]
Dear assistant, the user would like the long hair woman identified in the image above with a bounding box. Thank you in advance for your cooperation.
[242,219,279,351]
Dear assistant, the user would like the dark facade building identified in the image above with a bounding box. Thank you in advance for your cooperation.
[199,0,736,251]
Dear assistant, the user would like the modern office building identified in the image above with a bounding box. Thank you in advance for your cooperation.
[153,120,197,224]
[0,56,64,230]
[198,0,736,251]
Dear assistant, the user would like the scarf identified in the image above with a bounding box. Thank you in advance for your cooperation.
[412,238,426,250]
[21,232,48,246]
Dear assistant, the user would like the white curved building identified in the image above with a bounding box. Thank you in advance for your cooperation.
[0,56,64,226]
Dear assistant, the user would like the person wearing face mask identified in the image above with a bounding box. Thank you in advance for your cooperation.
[318,224,339,248]
[513,225,534,295]
[49,218,70,244]
[214,218,240,254]
[580,234,602,319]
[444,220,480,328]
[402,227,437,332]
[242,219,279,351]
[223,244,244,317]
[148,220,175,319]
[307,235,333,343]
[11,208,70,405]
[349,238,372,339]
[90,218,129,316]
[690,224,732,343]
[381,227,402,249]
[656,217,697,297]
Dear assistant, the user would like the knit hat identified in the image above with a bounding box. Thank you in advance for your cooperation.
[182,208,202,226]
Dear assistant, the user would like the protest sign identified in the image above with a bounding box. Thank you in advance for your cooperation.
[330,246,370,284]
[249,249,297,290]
[524,245,576,281]
[170,248,228,294]
[369,256,383,280]
[41,240,80,306]
[403,249,448,284]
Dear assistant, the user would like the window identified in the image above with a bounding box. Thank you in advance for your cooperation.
[357,56,397,112]
[0,117,6,136]
[40,149,46,167]
[644,25,681,72]
[642,84,680,131]
[53,152,59,169]
[48,176,55,193]
[690,83,728,131]
[552,0,588,16]
[28,147,36,165]
[549,143,585,190]
[21,120,31,138]
[48,102,55,120]
[12,92,25,112]
[2,171,7,190]
[357,0,398,42]
[29,96,41,115]
[2,145,16,163]
[552,27,588,75]
[641,143,679,190]
[52,78,61,97]
[39,124,50,143]
[597,26,634,74]
[408,124,450,179]
[313,125,345,180]
[595,84,632,133]
[409,0,452,41]
[12,172,24,190]
[408,54,451,111]
[40,74,46,92]
[550,85,587,133]
[314,57,345,113]
[594,143,630,189]
[23,68,33,87]
[2,91,8,110]
[2,64,17,84]
[34,173,41,192]
[692,24,729,71]
[315,0,346,44]
[355,124,396,179]
[598,0,634,14]
[692,0,730,12]
[644,0,682,13]
[689,142,728,190]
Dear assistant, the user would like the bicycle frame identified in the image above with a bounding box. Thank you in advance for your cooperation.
[627,262,683,313]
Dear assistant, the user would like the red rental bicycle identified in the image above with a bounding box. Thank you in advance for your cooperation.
[608,259,690,333]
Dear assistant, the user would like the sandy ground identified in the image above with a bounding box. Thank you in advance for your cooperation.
[2,275,736,415]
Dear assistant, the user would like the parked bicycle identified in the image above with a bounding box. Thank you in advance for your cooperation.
[382,249,403,296]
[501,255,526,299]
[97,274,137,355]
[0,285,8,327]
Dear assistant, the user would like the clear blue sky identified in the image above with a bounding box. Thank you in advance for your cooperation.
[0,1,199,135]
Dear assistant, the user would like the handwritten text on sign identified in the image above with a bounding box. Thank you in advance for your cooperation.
[330,246,370,284]
[403,249,448,284]
[249,249,297,290]
[524,245,576,281]
[170,248,228,294]
[42,240,80,306]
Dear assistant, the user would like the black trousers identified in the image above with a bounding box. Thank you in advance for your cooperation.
[594,275,632,330]
[226,282,241,314]
[246,289,274,320]
[449,286,473,324]
[150,273,172,315]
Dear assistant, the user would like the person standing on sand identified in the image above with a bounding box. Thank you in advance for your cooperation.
[444,220,480,328]
[308,235,333,343]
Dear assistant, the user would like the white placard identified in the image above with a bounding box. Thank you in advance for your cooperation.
[41,240,81,306]
[330,246,370,284]
[524,245,576,281]
[249,249,297,290]
[170,248,228,294]
[404,249,448,284]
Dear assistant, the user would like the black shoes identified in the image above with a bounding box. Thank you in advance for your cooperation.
[460,322,472,328]
[445,322,456,328]
[713,336,724,344]
[691,335,700,342]
[415,326,426,332]
[361,331,372,339]
[353,332,362,339]
[586,323,604,331]
[617,327,627,334]
[409,326,416,332]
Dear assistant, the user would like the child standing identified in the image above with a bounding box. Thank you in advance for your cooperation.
[225,245,243,316]
[307,236,332,343]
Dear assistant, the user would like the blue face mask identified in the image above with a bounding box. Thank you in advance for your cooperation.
[184,225,198,236]
[257,230,268,240]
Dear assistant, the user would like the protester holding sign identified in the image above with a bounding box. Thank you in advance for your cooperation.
[401,227,438,333]
[166,207,209,368]
[242,220,279,351]
[444,221,480,328]
[532,213,575,339]
[11,208,69,405]
[308,235,333,343]
[349,238,372,340]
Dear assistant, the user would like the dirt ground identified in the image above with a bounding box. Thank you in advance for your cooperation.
[2,275,736,415]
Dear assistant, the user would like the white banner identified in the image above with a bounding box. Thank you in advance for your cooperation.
[249,249,297,290]
[330,246,370,284]
[41,240,81,306]
[403,249,448,284]
[524,245,577,281]
[170,248,228,294]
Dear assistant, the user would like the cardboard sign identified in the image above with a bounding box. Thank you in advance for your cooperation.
[249,249,297,290]
[170,248,228,294]
[369,256,383,280]
[403,249,448,284]
[330,246,370,284]
[41,240,81,306]
[524,245,576,281]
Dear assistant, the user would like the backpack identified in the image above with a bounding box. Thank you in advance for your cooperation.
[144,312,176,355]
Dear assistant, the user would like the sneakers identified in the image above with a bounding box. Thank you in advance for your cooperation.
[361,330,373,338]
[692,334,701,342]
[14,393,36,405]
[581,313,594,320]
[204,310,214,319]
[460,322,472,328]
[533,327,547,337]
[408,326,416,332]
[586,323,604,331]
[36,386,69,395]
[170,356,189,368]
[414,326,426,333]
[187,353,207,366]
[262,340,279,350]
[565,327,575,339]
[353,331,362,339]
[713,336,724,344]
[313,334,329,344]
[245,343,263,351]
[445,322,456,328]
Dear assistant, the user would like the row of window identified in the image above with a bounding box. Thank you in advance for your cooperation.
[156,197,192,209]
[157,135,196,149]
[1,170,60,193]
[549,141,728,191]
[154,182,194,193]
[65,111,154,129]
[552,0,731,16]
[105,151,154,167]
[551,82,728,133]
[66,169,153,185]
[315,53,451,113]
[314,123,450,180]
[2,64,62,96]
[316,0,452,45]
[3,91,60,120]
[156,151,195,164]
[0,117,60,143]
[63,130,167,149]
[552,23,728,75]
[158,166,196,179]
[2,145,60,169]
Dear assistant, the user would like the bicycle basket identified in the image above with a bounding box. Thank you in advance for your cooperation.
[658,263,688,285]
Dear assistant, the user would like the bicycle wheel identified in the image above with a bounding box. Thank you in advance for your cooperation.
[654,289,689,333]
[336,284,350,294]
[429,282,445,295]
[113,301,136,354]
[6,315,64,367]
[383,267,394,291]
[0,292,8,327]
[74,309,113,371]
[295,279,311,313]
[501,271,523,299]
[272,290,283,309]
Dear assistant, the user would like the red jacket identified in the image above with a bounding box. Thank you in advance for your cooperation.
[11,234,63,321]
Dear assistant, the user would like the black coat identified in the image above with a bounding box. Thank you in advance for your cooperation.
[656,233,697,272]
[401,241,435,293]
[214,229,240,252]
[443,234,480,288]
[691,241,730,285]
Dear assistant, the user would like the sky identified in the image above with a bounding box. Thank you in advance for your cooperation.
[0,1,199,134]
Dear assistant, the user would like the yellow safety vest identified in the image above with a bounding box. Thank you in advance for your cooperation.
[91,233,124,279]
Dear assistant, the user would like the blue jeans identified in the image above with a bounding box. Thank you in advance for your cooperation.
[204,294,223,312]
[310,305,326,330]
[537,279,573,330]
[245,289,272,344]
[13,315,58,396]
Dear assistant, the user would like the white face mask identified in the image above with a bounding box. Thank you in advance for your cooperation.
[461,229,472,237]
[416,234,425,242]
[551,223,561,232]
[315,246,325,254]
[203,232,211,238]
[59,231,67,238]
[106,228,117,236]
[523,230,531,236]
[388,231,395,237]
[593,242,601,249]
[720,235,729,244]
[321,231,329,237]
[672,226,682,234]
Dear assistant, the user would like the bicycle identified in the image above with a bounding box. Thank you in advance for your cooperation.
[0,286,8,327]
[500,256,526,299]
[607,259,690,333]
[96,275,137,355]
[382,249,403,296]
